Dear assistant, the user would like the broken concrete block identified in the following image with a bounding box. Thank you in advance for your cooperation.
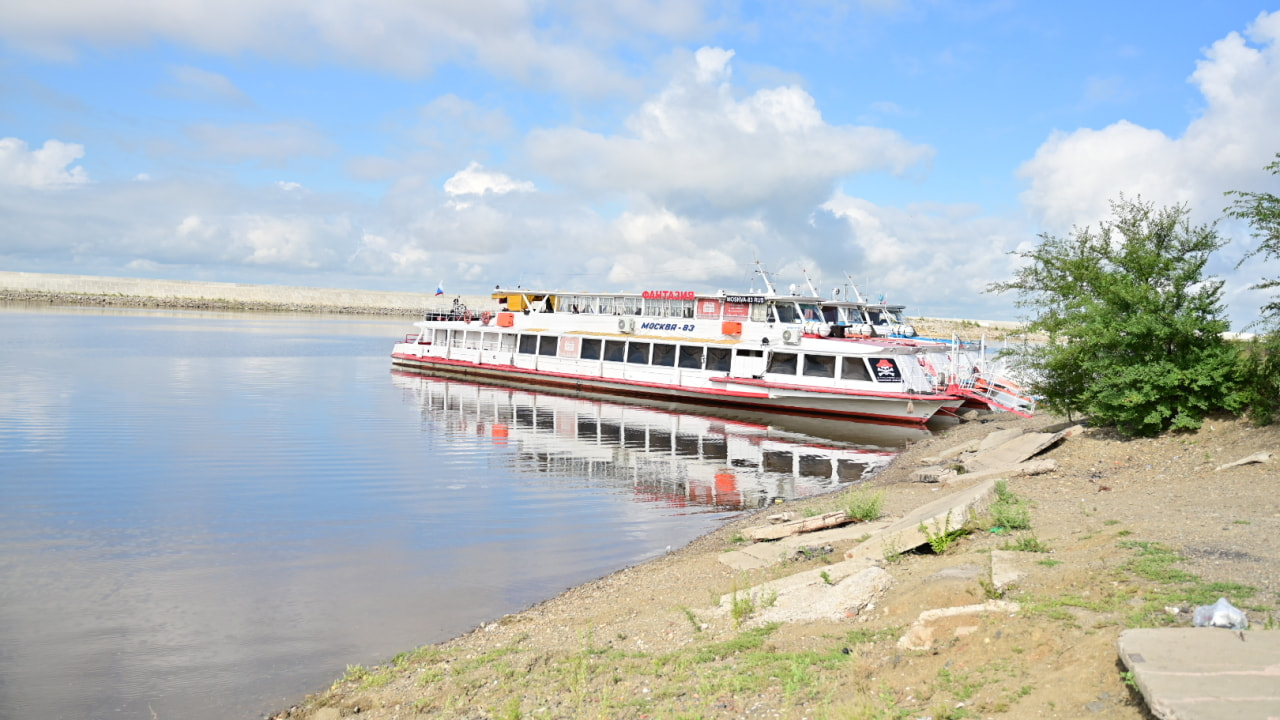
[898,600,1021,650]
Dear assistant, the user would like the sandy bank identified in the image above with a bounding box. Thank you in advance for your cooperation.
[272,411,1278,720]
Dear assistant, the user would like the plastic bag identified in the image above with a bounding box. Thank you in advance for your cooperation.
[1192,597,1249,630]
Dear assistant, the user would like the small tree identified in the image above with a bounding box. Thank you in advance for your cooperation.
[989,196,1239,436]
[1225,153,1280,424]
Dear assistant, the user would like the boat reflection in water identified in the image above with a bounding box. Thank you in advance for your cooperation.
[391,370,930,510]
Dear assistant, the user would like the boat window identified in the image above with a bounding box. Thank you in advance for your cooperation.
[772,302,799,324]
[650,429,672,452]
[500,334,517,352]
[822,307,839,324]
[767,352,798,374]
[450,332,465,348]
[798,454,834,478]
[836,459,868,482]
[678,345,703,369]
[627,342,650,364]
[706,346,731,371]
[480,333,499,351]
[867,308,888,325]
[580,338,602,360]
[841,357,872,381]
[651,343,676,366]
[750,303,769,323]
[616,297,643,316]
[598,296,615,314]
[735,348,763,357]
[800,303,823,322]
[538,336,558,356]
[603,340,626,362]
[434,329,449,345]
[518,334,538,354]
[803,354,836,378]
[702,437,728,460]
[763,450,793,473]
[675,435,700,456]
[646,299,694,318]
[465,331,482,349]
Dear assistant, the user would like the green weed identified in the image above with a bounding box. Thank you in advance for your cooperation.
[846,490,885,522]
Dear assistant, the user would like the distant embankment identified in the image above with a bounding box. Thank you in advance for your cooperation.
[0,271,495,316]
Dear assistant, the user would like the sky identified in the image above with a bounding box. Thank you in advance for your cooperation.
[2,1,1280,328]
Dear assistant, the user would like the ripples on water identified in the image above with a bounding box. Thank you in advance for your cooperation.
[0,305,926,720]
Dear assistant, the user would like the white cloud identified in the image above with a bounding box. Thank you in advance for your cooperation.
[528,46,934,212]
[0,0,717,94]
[0,137,89,188]
[1019,10,1280,232]
[443,162,536,196]
[164,65,251,106]
[230,214,348,268]
[822,192,1028,318]
[185,122,334,165]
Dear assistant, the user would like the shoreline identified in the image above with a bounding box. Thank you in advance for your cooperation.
[0,289,426,316]
[271,410,1279,720]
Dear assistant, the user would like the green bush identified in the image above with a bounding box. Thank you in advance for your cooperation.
[990,196,1241,436]
[1235,333,1280,426]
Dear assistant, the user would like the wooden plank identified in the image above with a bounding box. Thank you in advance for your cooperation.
[745,511,852,541]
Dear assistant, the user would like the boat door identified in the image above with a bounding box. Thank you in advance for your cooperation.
[729,348,766,378]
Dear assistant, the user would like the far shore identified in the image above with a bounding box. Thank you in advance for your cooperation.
[0,271,1033,342]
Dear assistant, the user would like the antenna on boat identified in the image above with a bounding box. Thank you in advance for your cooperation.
[841,272,867,303]
[753,260,778,296]
[802,268,822,297]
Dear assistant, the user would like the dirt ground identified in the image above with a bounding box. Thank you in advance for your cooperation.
[275,410,1279,720]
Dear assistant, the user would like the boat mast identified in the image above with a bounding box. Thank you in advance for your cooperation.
[754,261,778,297]
[841,272,867,303]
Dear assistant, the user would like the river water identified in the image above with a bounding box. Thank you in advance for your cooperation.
[0,305,927,719]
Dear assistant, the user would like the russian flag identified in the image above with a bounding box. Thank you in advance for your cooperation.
[435,281,444,296]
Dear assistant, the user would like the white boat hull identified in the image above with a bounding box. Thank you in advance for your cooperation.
[391,348,951,425]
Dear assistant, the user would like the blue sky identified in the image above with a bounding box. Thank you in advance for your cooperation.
[2,1,1279,327]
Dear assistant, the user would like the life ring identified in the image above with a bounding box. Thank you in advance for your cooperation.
[463,311,473,324]
[480,311,492,325]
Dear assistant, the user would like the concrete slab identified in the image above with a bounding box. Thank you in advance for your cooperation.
[979,428,1024,451]
[719,518,895,571]
[843,478,998,563]
[912,459,1057,485]
[918,438,980,465]
[1118,628,1280,720]
[714,557,886,616]
[990,550,1031,592]
[942,460,1057,486]
[898,600,1021,650]
[728,566,894,626]
[966,431,1065,472]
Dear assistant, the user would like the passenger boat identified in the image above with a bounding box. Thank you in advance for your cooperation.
[806,275,1036,418]
[390,279,966,426]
